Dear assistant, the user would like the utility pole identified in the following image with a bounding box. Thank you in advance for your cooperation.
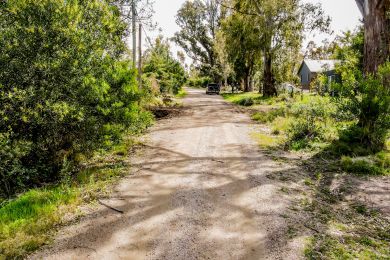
[138,23,142,89]
[132,0,136,68]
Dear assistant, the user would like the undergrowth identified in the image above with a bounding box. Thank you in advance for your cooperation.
[175,88,188,98]
[223,92,389,176]
[0,138,138,259]
[300,161,390,259]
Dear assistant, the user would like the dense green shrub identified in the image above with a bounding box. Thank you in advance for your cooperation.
[0,0,152,197]
[237,97,254,106]
[335,63,390,153]
[286,99,336,149]
[143,37,187,95]
[332,28,389,153]
[188,76,211,88]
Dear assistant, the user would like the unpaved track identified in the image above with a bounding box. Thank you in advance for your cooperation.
[33,88,306,260]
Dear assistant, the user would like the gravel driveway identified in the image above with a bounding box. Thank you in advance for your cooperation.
[32,88,307,260]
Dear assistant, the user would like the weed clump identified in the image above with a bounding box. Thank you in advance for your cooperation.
[341,154,389,176]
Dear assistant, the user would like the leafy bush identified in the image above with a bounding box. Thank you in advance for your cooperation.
[188,76,211,88]
[0,0,152,197]
[286,99,336,149]
[143,37,187,95]
[333,28,389,153]
[237,97,254,106]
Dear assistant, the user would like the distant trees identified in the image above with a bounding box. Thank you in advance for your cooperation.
[174,0,330,95]
[221,10,261,92]
[173,0,223,81]
[219,0,330,95]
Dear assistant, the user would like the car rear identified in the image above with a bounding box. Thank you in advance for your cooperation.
[206,83,220,95]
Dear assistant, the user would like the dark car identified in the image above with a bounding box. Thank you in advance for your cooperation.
[206,83,220,95]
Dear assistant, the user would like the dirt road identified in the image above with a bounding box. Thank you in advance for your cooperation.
[33,88,307,259]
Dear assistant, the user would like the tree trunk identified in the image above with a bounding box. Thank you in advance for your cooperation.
[362,0,390,74]
[262,51,277,97]
[243,75,252,92]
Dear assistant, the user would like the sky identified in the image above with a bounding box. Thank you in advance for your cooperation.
[143,0,363,61]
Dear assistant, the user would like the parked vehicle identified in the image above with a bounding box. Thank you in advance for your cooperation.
[206,83,220,95]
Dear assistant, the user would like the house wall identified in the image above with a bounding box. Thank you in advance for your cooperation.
[298,62,311,89]
[299,63,338,90]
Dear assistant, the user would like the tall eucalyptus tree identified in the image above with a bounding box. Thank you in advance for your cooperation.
[355,0,390,74]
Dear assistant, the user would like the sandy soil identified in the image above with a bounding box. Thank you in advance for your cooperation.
[30,88,388,260]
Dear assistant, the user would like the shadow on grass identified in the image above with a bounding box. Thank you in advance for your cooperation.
[286,139,390,259]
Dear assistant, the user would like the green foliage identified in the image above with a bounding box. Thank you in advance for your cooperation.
[0,137,132,258]
[286,98,337,149]
[221,10,262,92]
[237,97,254,106]
[221,92,262,105]
[251,132,283,149]
[175,88,188,98]
[335,62,390,153]
[332,27,389,153]
[143,36,187,95]
[341,153,389,176]
[187,76,211,88]
[0,187,79,258]
[252,108,285,123]
[173,0,222,80]
[0,0,152,197]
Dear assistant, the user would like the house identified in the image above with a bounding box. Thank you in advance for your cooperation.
[298,59,340,90]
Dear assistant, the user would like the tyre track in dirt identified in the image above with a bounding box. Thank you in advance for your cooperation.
[32,88,308,260]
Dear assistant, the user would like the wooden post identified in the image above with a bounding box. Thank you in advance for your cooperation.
[138,23,142,89]
[132,0,137,68]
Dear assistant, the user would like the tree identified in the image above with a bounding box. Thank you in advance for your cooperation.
[214,31,233,88]
[305,40,338,60]
[355,0,390,74]
[143,37,187,94]
[173,0,223,81]
[0,0,152,197]
[230,0,330,96]
[221,11,261,92]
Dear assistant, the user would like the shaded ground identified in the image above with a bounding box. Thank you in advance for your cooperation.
[31,88,389,259]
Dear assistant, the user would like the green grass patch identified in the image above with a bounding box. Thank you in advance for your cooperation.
[0,139,135,258]
[305,232,390,259]
[341,153,389,176]
[0,187,80,258]
[221,92,263,106]
[251,132,284,149]
[175,88,188,98]
[271,116,293,135]
[251,108,286,123]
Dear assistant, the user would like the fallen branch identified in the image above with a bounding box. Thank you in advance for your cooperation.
[303,223,320,233]
[98,199,124,214]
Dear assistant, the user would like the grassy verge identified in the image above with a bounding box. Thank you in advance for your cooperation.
[299,160,390,259]
[222,92,389,175]
[0,137,139,259]
[221,92,262,106]
[223,91,390,258]
[175,88,188,98]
